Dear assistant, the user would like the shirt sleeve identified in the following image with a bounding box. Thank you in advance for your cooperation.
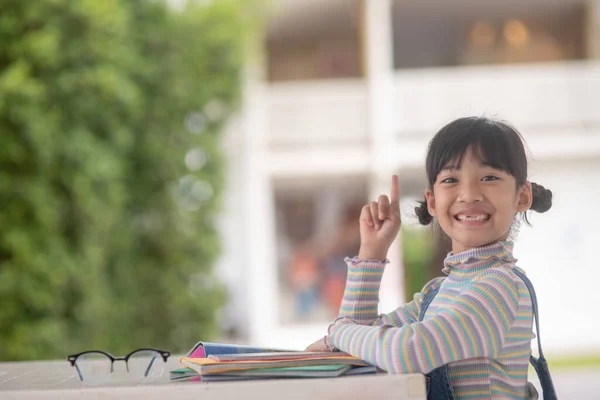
[338,257,443,327]
[330,267,520,374]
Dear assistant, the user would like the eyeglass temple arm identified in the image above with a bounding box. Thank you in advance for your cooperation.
[67,356,84,381]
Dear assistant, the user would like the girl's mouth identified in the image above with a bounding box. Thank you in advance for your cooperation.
[454,214,490,222]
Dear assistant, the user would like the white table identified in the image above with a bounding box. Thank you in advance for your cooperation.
[0,358,426,399]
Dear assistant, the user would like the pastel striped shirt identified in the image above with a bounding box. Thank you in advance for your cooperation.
[329,241,534,399]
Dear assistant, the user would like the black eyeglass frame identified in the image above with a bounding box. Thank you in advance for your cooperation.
[67,348,171,381]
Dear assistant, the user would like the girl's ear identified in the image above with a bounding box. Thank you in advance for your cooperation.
[516,181,533,212]
[425,189,437,217]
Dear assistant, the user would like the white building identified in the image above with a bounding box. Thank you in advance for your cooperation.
[215,0,600,357]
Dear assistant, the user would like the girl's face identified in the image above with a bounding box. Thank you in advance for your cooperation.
[425,147,532,254]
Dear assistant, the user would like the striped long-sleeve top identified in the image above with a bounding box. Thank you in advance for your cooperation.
[329,241,534,399]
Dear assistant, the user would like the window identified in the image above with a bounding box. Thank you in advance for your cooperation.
[392,2,587,69]
[273,176,368,323]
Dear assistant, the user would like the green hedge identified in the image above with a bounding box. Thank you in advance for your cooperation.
[0,0,259,361]
[401,226,438,302]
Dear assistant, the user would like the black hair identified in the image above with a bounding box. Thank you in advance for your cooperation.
[415,116,552,226]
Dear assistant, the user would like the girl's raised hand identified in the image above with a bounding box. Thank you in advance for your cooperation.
[358,175,401,261]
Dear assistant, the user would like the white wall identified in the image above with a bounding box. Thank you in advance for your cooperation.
[516,157,600,355]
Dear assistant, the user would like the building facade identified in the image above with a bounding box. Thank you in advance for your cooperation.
[215,0,600,356]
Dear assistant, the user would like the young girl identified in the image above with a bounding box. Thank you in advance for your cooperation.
[306,117,557,399]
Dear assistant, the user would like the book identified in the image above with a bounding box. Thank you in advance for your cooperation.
[226,364,352,377]
[201,364,353,380]
[208,351,360,362]
[343,366,378,376]
[180,352,371,375]
[186,341,297,358]
[169,367,201,381]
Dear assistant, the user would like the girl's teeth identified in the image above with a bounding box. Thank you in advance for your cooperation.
[458,215,489,221]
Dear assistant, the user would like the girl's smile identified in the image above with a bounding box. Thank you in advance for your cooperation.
[453,209,491,225]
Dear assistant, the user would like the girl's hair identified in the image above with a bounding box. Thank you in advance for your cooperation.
[415,116,552,225]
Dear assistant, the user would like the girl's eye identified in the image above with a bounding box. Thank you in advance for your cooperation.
[482,175,500,182]
[440,177,457,184]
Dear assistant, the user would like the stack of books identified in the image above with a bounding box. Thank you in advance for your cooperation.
[170,342,377,382]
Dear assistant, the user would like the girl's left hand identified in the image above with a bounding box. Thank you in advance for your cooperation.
[304,336,331,352]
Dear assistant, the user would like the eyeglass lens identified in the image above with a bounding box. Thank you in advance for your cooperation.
[75,352,112,383]
[127,350,166,379]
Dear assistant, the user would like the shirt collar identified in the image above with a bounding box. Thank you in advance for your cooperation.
[442,241,517,276]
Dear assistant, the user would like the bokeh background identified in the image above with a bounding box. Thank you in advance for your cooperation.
[2,0,600,396]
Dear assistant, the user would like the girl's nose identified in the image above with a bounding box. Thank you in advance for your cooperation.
[457,181,484,203]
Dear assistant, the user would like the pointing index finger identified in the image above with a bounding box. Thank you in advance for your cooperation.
[390,174,400,204]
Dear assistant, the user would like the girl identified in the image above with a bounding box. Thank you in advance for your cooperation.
[306,117,557,399]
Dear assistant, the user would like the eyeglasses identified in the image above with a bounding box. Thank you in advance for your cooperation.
[67,348,171,383]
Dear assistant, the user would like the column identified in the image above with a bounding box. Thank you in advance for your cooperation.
[240,62,279,346]
[362,0,405,310]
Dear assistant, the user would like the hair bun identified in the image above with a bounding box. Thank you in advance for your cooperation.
[530,182,552,213]
[415,200,433,225]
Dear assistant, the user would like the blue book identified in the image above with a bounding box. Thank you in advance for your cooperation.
[186,341,296,358]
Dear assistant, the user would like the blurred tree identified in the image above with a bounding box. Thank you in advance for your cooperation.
[402,224,452,302]
[401,226,437,302]
[0,0,260,360]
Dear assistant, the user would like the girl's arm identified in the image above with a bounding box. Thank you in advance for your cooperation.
[330,267,520,374]
[339,257,443,327]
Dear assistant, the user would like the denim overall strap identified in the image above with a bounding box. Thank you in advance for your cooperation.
[419,284,456,400]
[418,287,439,321]
[511,269,558,400]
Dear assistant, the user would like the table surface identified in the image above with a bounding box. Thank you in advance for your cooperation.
[0,358,426,399]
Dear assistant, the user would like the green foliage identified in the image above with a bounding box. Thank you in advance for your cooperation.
[401,227,437,302]
[0,0,258,361]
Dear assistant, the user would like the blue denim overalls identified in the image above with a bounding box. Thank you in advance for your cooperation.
[420,269,558,400]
